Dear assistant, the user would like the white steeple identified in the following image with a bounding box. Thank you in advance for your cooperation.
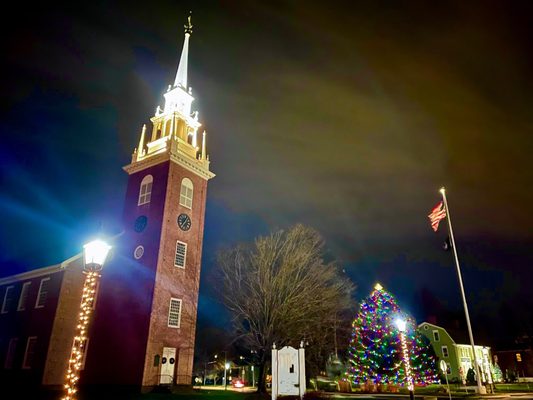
[125,13,214,181]
[174,14,193,89]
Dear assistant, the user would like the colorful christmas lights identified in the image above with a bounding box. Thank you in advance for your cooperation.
[346,284,439,387]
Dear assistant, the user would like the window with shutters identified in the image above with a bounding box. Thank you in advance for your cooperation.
[174,241,187,268]
[138,175,153,205]
[35,278,50,308]
[4,338,18,369]
[168,298,182,328]
[179,178,193,209]
[1,286,14,313]
[22,337,37,369]
[17,282,31,311]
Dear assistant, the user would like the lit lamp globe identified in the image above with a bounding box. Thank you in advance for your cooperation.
[395,318,407,332]
[225,362,230,370]
[83,240,111,271]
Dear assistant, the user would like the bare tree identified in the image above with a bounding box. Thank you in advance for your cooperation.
[217,224,354,392]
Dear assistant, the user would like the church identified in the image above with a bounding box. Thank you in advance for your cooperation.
[0,16,214,391]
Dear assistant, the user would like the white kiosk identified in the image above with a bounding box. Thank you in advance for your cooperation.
[271,343,306,400]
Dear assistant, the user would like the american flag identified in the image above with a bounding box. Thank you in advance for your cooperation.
[428,201,447,232]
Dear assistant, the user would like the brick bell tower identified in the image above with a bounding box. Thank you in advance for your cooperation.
[84,15,214,389]
[126,16,215,386]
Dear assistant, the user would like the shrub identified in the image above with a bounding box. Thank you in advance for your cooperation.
[303,391,332,400]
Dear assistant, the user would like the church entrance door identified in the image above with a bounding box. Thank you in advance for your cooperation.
[160,347,176,384]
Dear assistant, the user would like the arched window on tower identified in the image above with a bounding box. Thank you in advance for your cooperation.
[179,178,193,209]
[138,175,153,205]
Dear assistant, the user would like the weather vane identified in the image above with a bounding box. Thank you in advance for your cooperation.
[185,11,193,34]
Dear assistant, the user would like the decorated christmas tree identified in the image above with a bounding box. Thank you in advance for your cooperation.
[410,331,440,384]
[346,284,439,387]
[492,362,503,383]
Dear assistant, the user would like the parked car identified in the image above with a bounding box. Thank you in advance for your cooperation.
[232,378,245,388]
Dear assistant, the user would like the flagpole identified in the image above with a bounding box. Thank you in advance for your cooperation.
[440,187,486,395]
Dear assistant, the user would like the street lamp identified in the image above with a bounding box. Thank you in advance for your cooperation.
[250,349,257,388]
[62,240,111,400]
[204,359,217,386]
[224,361,230,390]
[83,240,112,268]
[251,365,255,388]
[395,318,415,400]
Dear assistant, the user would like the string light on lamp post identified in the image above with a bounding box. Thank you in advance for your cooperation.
[63,240,111,400]
[395,318,415,400]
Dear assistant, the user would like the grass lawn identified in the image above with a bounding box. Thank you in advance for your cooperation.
[494,383,533,392]
[15,387,270,400]
[139,390,269,400]
[12,383,533,400]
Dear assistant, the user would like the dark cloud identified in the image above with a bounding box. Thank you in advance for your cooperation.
[1,0,531,346]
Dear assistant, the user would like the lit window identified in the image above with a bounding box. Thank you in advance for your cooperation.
[174,241,187,268]
[433,330,440,342]
[22,337,37,369]
[168,298,182,328]
[442,345,449,358]
[179,178,193,209]
[138,175,153,205]
[4,338,18,369]
[1,286,14,313]
[35,278,50,309]
[17,282,31,311]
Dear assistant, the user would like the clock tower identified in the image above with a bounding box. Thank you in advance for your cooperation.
[83,16,214,389]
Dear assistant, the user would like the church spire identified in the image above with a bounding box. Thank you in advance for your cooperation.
[174,13,193,89]
[126,13,213,181]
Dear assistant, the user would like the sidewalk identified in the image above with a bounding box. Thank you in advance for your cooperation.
[332,391,533,399]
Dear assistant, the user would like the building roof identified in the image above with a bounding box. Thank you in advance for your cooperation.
[0,253,82,285]
[419,321,490,349]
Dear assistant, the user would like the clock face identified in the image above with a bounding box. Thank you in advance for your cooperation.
[177,213,191,231]
[134,216,148,232]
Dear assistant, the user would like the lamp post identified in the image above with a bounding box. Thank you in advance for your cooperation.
[238,354,255,388]
[217,351,228,389]
[62,240,111,400]
[204,359,217,386]
[224,361,230,390]
[395,318,415,400]
[250,349,257,388]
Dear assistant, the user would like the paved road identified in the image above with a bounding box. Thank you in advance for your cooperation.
[194,386,533,399]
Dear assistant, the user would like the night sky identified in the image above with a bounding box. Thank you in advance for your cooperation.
[1,1,532,349]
